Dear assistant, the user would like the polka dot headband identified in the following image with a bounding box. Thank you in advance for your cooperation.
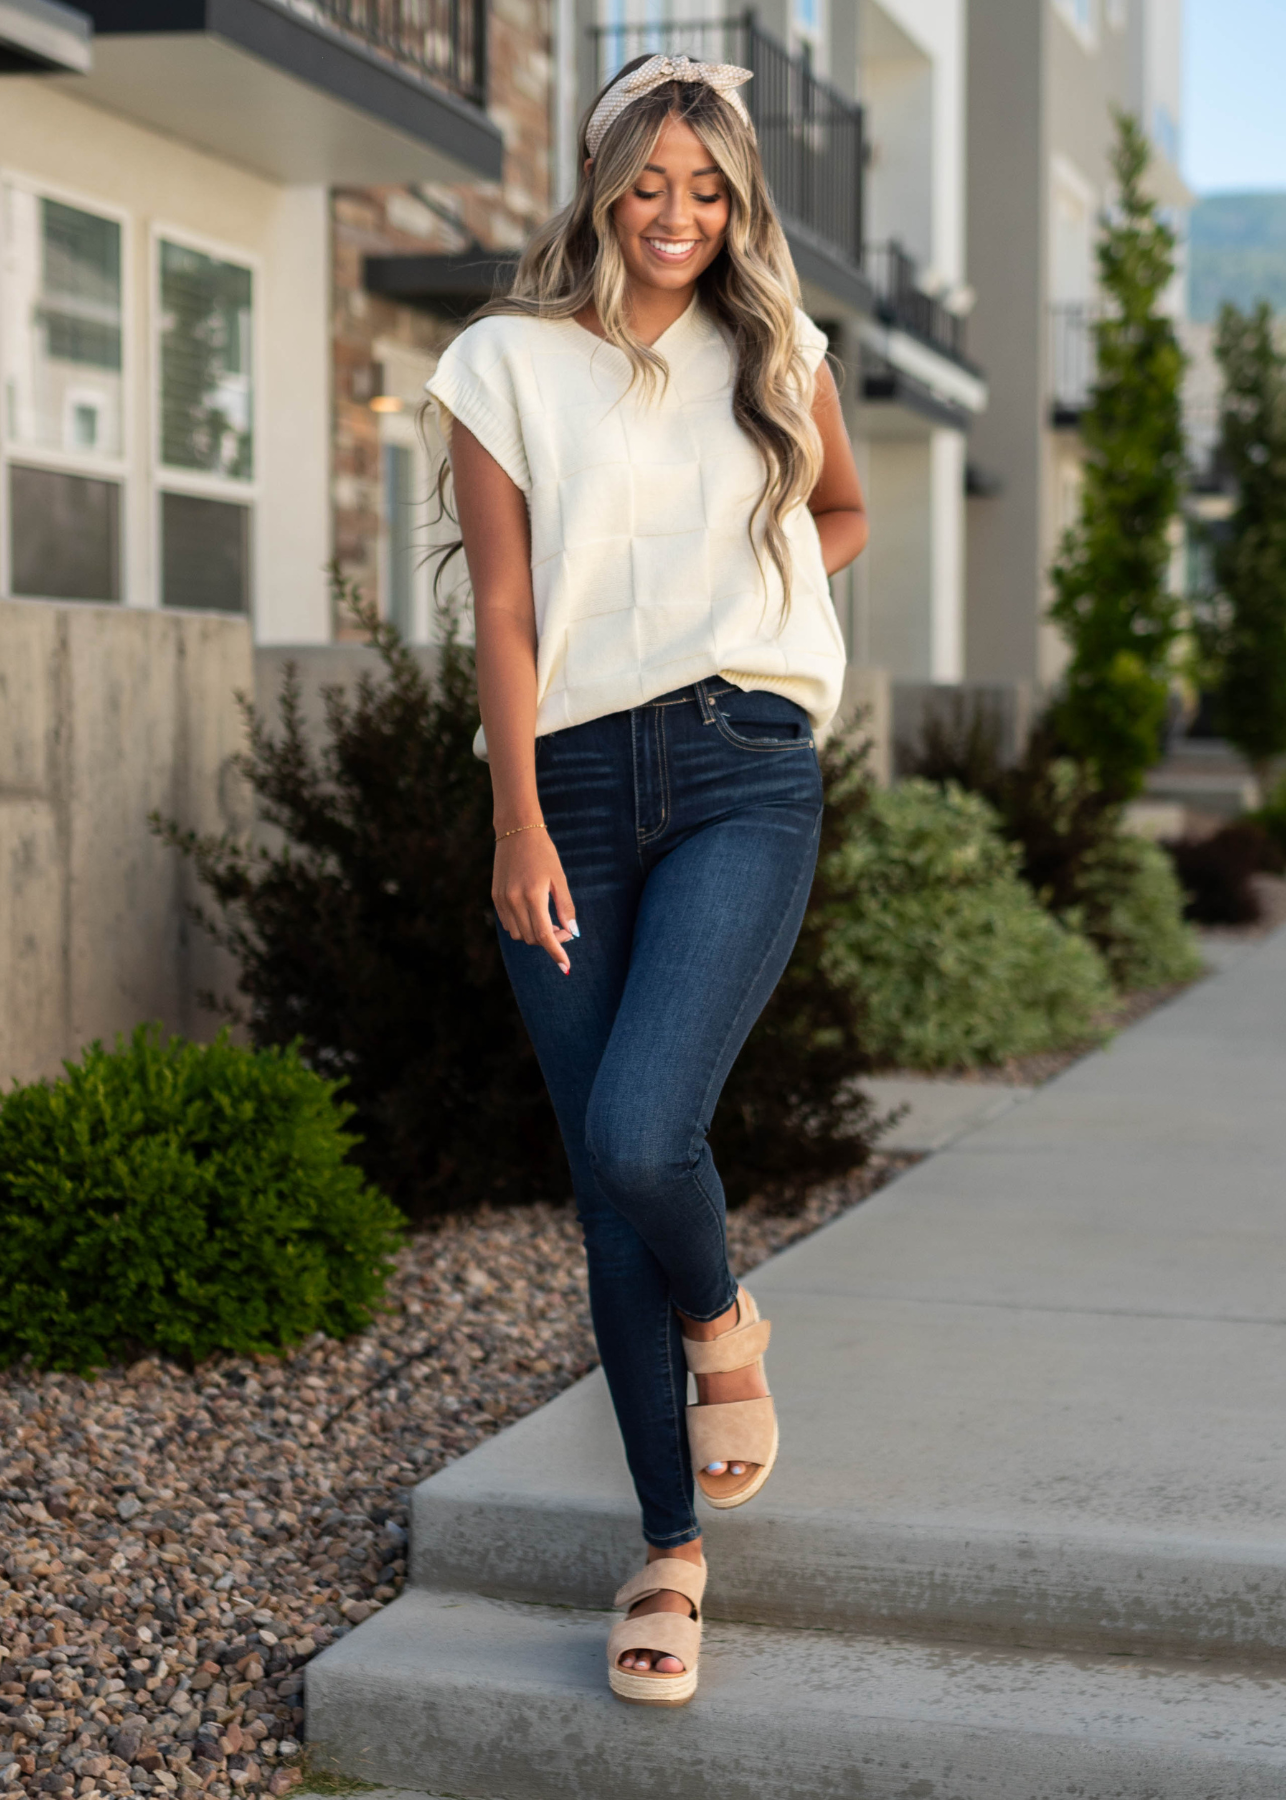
[585,52,754,158]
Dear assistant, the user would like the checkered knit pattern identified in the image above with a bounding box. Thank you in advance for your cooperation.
[427,300,846,756]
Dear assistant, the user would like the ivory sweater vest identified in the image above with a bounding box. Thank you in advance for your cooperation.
[426,297,846,754]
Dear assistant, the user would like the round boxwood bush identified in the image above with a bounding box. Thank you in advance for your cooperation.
[0,1026,404,1374]
[1068,834,1203,991]
[821,780,1114,1070]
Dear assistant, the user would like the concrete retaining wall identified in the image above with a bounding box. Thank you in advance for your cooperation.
[1,599,252,1088]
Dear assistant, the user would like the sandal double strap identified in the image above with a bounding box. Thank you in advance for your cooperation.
[606,1556,707,1707]
[684,1285,778,1508]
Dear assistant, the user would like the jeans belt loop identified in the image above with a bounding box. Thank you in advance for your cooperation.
[695,680,718,726]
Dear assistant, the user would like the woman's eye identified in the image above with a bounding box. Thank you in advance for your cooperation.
[633,187,663,200]
[693,193,723,205]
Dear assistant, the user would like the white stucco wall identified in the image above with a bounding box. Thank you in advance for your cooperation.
[0,80,330,643]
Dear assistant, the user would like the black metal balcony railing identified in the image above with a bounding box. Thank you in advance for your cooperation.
[291,0,486,106]
[589,13,864,269]
[866,241,971,366]
[1049,300,1098,422]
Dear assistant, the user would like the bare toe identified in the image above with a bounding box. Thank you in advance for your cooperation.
[655,1654,684,1674]
[704,1460,727,1474]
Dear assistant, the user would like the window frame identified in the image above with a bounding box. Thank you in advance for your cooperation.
[0,167,134,605]
[150,219,262,620]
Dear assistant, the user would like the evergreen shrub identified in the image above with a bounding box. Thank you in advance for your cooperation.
[909,706,1201,992]
[0,1026,403,1374]
[1194,303,1286,782]
[1049,114,1186,799]
[821,781,1113,1070]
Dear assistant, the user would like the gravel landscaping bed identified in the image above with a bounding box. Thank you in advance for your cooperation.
[0,1157,907,1800]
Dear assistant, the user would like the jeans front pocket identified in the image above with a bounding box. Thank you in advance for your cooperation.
[712,689,816,753]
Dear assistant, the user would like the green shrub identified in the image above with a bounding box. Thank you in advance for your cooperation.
[0,1026,403,1374]
[907,706,1200,991]
[154,583,569,1220]
[821,781,1113,1070]
[1070,835,1203,990]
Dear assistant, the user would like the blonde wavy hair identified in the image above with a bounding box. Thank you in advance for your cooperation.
[432,55,824,612]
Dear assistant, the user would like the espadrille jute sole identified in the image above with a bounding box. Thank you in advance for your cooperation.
[606,1556,706,1707]
[608,1664,699,1707]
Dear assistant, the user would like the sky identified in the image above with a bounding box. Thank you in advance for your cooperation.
[1184,0,1286,193]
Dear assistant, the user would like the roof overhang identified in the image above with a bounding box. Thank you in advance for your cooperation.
[0,0,90,72]
[51,0,502,185]
[364,250,518,319]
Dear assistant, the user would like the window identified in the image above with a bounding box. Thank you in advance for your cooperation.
[10,464,120,601]
[2,189,124,458]
[158,239,253,480]
[3,185,125,602]
[160,491,250,613]
[156,233,256,614]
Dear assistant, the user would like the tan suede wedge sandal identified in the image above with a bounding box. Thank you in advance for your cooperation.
[684,1285,778,1509]
[606,1556,707,1708]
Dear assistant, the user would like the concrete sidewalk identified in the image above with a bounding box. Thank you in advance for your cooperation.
[308,926,1286,1798]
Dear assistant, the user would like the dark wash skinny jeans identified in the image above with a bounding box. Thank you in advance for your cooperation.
[498,680,823,1546]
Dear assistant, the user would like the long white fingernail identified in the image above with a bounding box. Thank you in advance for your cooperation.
[568,919,580,938]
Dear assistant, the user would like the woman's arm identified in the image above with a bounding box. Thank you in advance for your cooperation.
[451,421,576,972]
[808,361,869,575]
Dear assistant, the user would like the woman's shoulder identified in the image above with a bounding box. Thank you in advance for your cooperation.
[438,308,570,371]
[793,307,830,373]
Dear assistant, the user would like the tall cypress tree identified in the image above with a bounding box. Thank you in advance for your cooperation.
[1204,302,1286,785]
[1050,113,1186,801]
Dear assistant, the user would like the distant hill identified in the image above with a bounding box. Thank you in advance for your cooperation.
[1189,192,1286,322]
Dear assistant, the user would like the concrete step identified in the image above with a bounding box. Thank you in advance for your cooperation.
[408,1341,1286,1660]
[305,1587,1286,1800]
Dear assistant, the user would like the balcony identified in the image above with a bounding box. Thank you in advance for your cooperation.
[860,241,985,434]
[866,241,975,371]
[51,0,502,184]
[588,12,872,318]
[1049,300,1098,425]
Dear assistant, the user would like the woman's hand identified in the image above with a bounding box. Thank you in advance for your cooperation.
[493,830,578,974]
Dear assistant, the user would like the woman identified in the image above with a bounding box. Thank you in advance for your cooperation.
[428,50,868,1706]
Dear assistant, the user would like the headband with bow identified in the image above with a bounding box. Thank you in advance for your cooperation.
[585,52,754,158]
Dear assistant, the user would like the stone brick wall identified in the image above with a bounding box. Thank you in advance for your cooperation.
[330,0,553,635]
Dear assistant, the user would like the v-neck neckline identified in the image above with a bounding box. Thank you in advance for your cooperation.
[565,290,702,355]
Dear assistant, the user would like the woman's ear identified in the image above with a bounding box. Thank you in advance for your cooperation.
[583,157,594,177]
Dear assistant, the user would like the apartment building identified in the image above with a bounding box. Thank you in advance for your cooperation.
[0,0,502,641]
[965,0,1188,690]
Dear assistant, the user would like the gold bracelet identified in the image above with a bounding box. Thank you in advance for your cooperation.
[495,821,547,842]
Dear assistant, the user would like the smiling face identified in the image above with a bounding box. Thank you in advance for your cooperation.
[607,113,730,296]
